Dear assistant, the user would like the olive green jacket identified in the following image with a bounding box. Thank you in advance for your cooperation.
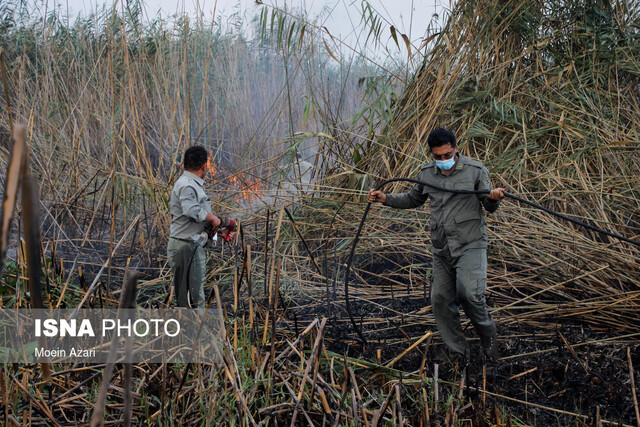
[384,154,500,257]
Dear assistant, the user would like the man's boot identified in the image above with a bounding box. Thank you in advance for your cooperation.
[449,349,468,369]
[481,335,498,363]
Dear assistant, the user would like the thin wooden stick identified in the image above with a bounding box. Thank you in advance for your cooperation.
[0,126,26,279]
[628,347,640,427]
[284,207,322,275]
[90,270,138,427]
[385,331,432,368]
[434,363,439,411]
[482,364,487,407]
[507,367,538,381]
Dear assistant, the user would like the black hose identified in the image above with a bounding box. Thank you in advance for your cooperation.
[183,223,215,308]
[184,243,200,308]
[344,178,640,344]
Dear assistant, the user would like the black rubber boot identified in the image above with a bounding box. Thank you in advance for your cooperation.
[481,336,498,363]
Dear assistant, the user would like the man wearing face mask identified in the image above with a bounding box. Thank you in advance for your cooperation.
[368,128,505,363]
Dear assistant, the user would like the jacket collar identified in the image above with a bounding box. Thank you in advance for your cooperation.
[183,170,205,186]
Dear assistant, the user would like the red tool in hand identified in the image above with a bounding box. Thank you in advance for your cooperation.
[218,218,237,242]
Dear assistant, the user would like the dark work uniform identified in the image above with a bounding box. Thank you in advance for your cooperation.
[384,153,499,358]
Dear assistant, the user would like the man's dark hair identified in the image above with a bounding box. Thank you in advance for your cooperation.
[183,146,208,170]
[427,128,457,150]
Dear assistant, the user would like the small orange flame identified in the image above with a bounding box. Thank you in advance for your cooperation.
[208,160,263,201]
[207,159,216,178]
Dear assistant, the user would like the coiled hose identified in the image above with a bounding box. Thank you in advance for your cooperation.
[344,178,640,344]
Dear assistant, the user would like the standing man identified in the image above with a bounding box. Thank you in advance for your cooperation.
[168,145,235,308]
[368,128,505,362]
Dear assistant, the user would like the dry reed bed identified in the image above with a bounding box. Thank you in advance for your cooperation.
[1,126,638,425]
[1,0,640,425]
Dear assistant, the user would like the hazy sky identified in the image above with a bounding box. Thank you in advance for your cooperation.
[35,0,450,53]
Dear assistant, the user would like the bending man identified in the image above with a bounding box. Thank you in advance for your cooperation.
[368,128,505,362]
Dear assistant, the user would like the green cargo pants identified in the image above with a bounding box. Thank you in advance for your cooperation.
[430,247,496,358]
[167,237,206,308]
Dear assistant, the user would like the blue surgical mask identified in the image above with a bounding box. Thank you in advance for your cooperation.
[435,156,456,171]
